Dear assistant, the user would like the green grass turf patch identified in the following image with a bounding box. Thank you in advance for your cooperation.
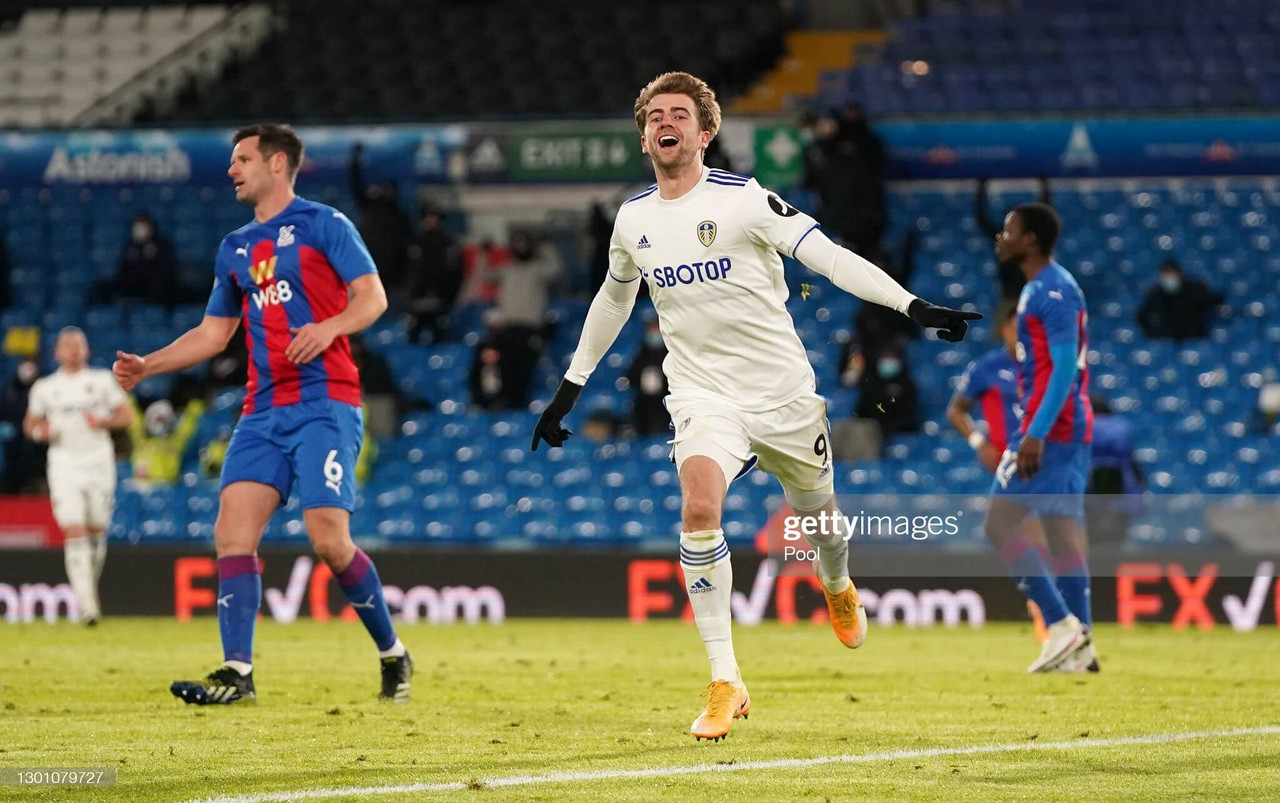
[1,619,1277,801]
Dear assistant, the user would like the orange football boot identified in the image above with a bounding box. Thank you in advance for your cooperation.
[690,680,750,742]
[823,581,868,648]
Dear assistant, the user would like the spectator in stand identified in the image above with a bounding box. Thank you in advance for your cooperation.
[470,311,516,411]
[406,204,463,344]
[838,103,887,255]
[702,135,734,172]
[975,176,1051,302]
[349,143,412,300]
[481,229,561,407]
[586,201,614,292]
[0,356,45,492]
[626,317,669,436]
[1137,259,1226,341]
[850,230,919,358]
[803,113,854,247]
[854,345,918,441]
[1086,396,1144,545]
[126,397,206,487]
[96,212,177,307]
[456,238,510,306]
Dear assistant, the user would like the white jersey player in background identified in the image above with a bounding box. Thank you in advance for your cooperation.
[23,327,133,625]
[531,72,980,741]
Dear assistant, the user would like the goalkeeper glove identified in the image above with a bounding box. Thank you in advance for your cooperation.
[531,379,583,451]
[908,299,983,342]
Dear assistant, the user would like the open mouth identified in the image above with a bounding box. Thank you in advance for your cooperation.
[658,134,679,150]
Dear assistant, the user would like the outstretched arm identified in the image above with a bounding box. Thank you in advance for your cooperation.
[794,228,980,341]
[532,263,641,451]
[113,315,240,392]
[564,272,641,386]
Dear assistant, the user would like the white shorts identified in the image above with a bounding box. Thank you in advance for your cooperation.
[49,468,115,532]
[667,392,835,510]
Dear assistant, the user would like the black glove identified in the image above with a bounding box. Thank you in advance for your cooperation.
[908,298,983,343]
[531,379,583,451]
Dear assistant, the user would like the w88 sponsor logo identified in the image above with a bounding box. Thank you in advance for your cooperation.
[252,279,293,309]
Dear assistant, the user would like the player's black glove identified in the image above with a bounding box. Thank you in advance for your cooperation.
[908,299,983,343]
[531,379,583,451]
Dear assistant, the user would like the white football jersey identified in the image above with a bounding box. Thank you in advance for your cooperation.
[608,167,822,412]
[27,368,126,472]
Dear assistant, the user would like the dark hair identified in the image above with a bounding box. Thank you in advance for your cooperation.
[233,123,305,177]
[1012,202,1061,255]
[1160,259,1183,274]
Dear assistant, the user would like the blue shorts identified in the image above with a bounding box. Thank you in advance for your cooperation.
[989,435,1089,519]
[221,400,363,512]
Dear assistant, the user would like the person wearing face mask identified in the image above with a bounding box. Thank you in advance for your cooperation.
[1137,259,1225,341]
[854,344,919,442]
[626,317,670,436]
[126,396,206,488]
[1,356,45,492]
[96,212,178,307]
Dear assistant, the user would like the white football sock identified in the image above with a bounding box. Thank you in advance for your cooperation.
[222,660,253,676]
[680,529,739,684]
[64,537,99,621]
[90,535,107,581]
[800,509,851,594]
[378,638,407,659]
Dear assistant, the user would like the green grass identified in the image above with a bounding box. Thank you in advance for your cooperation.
[2,619,1278,802]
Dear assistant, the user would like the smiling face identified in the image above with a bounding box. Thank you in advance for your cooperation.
[640,92,711,173]
[227,135,287,206]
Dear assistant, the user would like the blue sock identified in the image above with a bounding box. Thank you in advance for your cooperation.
[998,537,1070,625]
[217,555,262,665]
[1053,551,1092,629]
[336,548,398,651]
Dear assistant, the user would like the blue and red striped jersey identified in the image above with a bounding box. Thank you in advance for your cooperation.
[954,347,1020,454]
[205,197,377,414]
[1015,261,1093,444]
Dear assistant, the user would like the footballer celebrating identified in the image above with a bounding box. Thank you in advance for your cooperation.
[24,327,133,626]
[531,73,980,741]
[114,124,413,705]
[986,203,1097,674]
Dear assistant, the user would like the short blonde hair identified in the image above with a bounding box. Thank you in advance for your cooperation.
[633,72,722,139]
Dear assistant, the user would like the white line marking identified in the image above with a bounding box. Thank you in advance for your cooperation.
[189,726,1280,803]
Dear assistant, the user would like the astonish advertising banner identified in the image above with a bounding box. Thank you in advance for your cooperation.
[2,116,1277,189]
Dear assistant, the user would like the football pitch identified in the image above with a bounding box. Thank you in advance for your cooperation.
[2,619,1277,802]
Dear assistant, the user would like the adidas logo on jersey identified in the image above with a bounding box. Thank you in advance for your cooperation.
[689,577,716,594]
[277,225,296,248]
[637,235,651,249]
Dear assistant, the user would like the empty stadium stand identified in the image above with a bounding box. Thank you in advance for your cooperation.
[816,0,1280,114]
[0,4,269,127]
